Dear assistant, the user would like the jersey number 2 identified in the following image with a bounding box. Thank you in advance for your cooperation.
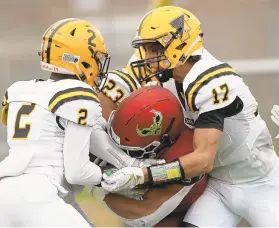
[78,109,88,125]
[212,83,229,105]
[13,103,36,140]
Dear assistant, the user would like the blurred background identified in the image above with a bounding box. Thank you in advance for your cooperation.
[0,0,279,226]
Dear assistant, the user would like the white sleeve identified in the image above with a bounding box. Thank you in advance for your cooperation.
[63,121,102,185]
[89,121,136,169]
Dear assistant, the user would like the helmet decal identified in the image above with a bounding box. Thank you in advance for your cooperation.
[136,109,163,137]
[170,14,191,42]
[170,14,185,38]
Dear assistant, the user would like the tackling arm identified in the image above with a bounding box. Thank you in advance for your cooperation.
[141,76,244,185]
[179,127,221,176]
[89,122,137,169]
[141,107,232,185]
[140,127,221,186]
[104,184,192,227]
[63,120,102,185]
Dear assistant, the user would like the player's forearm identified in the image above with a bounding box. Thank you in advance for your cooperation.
[142,128,221,183]
[65,161,102,185]
[104,194,148,219]
[142,152,210,183]
[180,128,220,177]
[104,184,184,219]
[141,150,213,184]
[64,121,103,185]
[183,128,222,174]
[90,127,136,169]
[179,149,214,177]
[105,185,192,227]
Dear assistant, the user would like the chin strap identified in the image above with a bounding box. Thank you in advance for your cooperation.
[159,117,176,145]
[157,68,173,83]
[75,62,87,82]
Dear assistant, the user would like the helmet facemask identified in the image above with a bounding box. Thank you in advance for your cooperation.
[92,51,111,91]
[130,26,185,84]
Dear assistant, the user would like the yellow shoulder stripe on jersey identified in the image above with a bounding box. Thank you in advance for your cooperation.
[49,87,99,113]
[1,91,8,126]
[186,63,240,112]
[110,70,138,92]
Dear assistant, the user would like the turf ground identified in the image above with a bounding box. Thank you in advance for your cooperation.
[76,189,124,227]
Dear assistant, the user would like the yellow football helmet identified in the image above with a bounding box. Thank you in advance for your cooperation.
[130,6,203,83]
[40,18,110,89]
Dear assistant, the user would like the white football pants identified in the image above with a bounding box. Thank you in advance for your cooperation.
[184,158,279,227]
[0,174,92,227]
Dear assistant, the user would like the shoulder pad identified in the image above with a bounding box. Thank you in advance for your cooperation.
[184,63,241,113]
[5,79,101,127]
[48,80,101,126]
[102,69,140,104]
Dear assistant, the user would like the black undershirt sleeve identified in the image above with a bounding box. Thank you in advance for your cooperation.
[195,96,244,131]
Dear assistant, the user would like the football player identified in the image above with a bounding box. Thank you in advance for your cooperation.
[0,18,163,227]
[100,6,279,227]
[97,44,208,228]
[93,86,207,227]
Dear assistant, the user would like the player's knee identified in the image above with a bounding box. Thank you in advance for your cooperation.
[180,221,198,227]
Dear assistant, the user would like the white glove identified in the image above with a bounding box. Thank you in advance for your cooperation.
[271,105,279,138]
[131,158,166,168]
[101,167,144,192]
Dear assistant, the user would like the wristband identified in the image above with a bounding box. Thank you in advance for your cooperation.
[147,159,204,186]
[147,159,184,186]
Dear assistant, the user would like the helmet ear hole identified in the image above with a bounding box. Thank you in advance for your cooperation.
[81,61,91,69]
[125,137,130,142]
[70,28,76,36]
[176,43,187,50]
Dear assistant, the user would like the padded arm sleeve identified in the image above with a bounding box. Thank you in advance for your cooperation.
[89,121,136,169]
[63,121,102,185]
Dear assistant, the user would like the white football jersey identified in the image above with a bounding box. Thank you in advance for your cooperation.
[0,78,102,192]
[182,49,278,183]
[103,69,141,104]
